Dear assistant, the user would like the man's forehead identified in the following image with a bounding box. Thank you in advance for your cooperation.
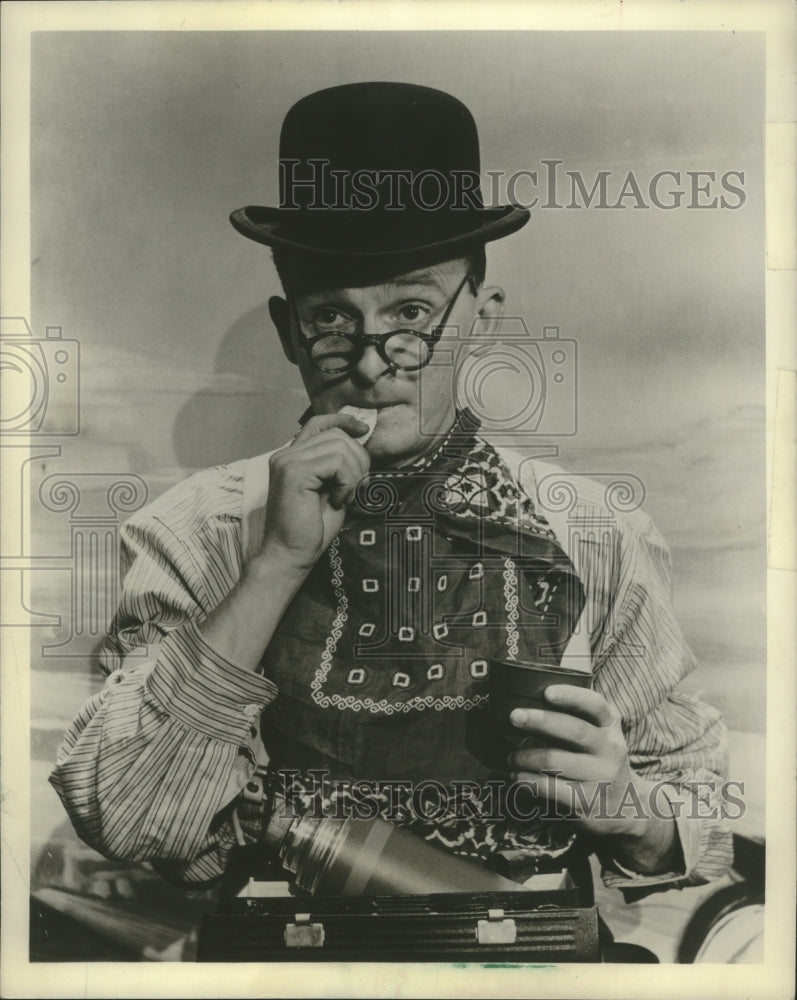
[385,269,449,290]
[293,260,462,301]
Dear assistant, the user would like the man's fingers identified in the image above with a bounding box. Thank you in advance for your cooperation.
[287,448,366,509]
[509,748,601,783]
[509,706,600,752]
[294,411,372,445]
[273,429,373,513]
[289,438,368,491]
[543,684,617,728]
[511,771,572,808]
[290,427,371,477]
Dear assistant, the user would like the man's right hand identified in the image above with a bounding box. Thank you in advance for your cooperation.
[197,412,370,671]
[261,412,372,572]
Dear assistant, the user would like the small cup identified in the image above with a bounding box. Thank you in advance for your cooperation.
[488,659,593,747]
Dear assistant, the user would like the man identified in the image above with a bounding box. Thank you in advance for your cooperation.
[50,83,731,896]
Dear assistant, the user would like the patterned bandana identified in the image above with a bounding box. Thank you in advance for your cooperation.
[260,409,586,868]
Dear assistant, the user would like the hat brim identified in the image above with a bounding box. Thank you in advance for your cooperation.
[229,204,530,258]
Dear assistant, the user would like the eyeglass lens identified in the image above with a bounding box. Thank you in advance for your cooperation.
[309,330,429,373]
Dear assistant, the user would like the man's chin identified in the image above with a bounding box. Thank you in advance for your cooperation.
[365,431,421,468]
[365,419,444,469]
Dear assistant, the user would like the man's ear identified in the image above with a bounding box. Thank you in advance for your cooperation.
[269,296,296,364]
[477,285,505,333]
[468,284,505,355]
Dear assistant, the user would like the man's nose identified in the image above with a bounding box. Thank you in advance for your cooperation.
[351,341,392,383]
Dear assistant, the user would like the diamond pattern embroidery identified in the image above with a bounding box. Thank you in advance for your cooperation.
[309,423,575,716]
[470,659,488,678]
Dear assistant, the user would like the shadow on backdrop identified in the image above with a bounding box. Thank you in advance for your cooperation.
[173,303,304,471]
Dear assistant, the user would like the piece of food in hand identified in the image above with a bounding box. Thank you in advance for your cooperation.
[339,405,378,443]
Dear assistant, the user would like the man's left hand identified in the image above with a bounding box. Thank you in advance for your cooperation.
[507,684,680,874]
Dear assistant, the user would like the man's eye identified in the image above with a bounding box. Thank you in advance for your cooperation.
[315,308,343,326]
[397,304,428,324]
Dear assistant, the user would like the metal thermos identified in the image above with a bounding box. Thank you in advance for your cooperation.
[265,807,519,896]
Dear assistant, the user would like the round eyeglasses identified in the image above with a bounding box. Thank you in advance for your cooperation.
[292,272,476,375]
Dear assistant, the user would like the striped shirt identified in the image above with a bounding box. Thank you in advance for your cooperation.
[49,443,733,893]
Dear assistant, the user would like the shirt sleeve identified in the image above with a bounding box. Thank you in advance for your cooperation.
[586,509,733,896]
[49,466,278,885]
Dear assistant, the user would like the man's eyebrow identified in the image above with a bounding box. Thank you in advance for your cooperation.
[384,270,446,293]
[303,295,352,311]
[299,270,446,306]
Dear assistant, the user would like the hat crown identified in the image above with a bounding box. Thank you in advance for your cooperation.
[279,82,482,195]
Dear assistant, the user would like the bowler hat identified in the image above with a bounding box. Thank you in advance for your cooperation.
[230,82,529,260]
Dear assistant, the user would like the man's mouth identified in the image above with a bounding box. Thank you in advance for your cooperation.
[349,401,403,412]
